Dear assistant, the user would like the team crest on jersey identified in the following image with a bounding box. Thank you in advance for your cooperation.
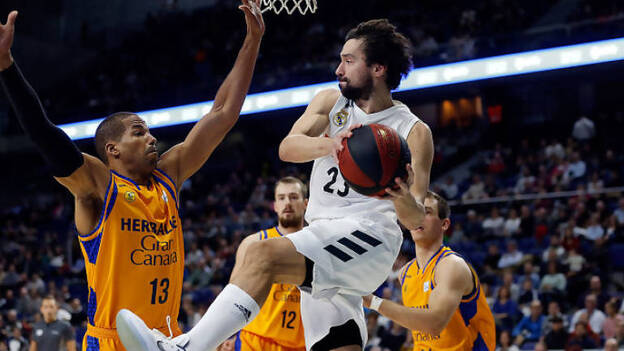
[423,281,430,292]
[333,109,349,126]
[124,190,137,203]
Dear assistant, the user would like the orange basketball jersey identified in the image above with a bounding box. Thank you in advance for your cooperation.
[78,169,184,350]
[399,246,495,351]
[237,227,305,350]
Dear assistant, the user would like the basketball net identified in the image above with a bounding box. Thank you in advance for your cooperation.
[261,0,317,15]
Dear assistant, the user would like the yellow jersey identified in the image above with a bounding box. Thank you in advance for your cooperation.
[399,246,495,351]
[78,169,183,349]
[239,227,305,350]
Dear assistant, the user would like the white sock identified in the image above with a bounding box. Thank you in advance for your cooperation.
[184,284,260,351]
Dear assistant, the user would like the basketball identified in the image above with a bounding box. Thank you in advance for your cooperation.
[337,124,411,197]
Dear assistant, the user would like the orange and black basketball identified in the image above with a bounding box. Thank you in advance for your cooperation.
[337,124,411,197]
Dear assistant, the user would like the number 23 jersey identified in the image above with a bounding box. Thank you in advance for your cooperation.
[305,94,420,223]
[78,169,184,332]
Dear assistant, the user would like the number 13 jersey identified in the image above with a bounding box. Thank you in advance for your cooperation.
[78,169,184,335]
[305,94,420,223]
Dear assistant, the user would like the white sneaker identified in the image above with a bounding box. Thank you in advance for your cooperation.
[116,309,189,351]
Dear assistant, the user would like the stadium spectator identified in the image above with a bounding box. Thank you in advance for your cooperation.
[615,318,624,347]
[572,116,596,141]
[519,205,535,238]
[7,327,27,351]
[492,286,519,332]
[581,276,611,310]
[496,330,519,351]
[542,236,565,263]
[483,207,505,238]
[569,294,606,334]
[543,316,568,350]
[498,241,524,269]
[602,300,623,339]
[567,321,599,350]
[464,209,484,237]
[539,261,566,295]
[564,152,587,185]
[438,176,458,200]
[518,261,540,289]
[543,301,569,334]
[462,175,487,201]
[504,208,521,237]
[514,167,536,194]
[517,279,539,313]
[512,300,544,347]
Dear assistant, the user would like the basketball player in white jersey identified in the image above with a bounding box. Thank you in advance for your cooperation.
[117,19,433,351]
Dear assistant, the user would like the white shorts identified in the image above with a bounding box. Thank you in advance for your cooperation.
[285,212,402,348]
[300,290,367,350]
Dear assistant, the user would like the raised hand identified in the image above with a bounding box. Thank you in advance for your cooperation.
[0,11,17,70]
[239,0,265,39]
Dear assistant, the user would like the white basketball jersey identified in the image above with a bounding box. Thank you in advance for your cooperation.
[305,94,421,223]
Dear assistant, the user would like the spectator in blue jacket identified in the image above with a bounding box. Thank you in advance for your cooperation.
[513,300,545,347]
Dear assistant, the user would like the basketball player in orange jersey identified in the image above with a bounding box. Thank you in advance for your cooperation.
[363,191,496,351]
[117,19,433,351]
[0,2,264,350]
[223,176,307,351]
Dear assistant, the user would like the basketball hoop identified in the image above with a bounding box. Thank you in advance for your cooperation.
[261,0,317,15]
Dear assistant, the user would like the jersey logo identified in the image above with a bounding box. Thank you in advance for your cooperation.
[423,281,430,292]
[36,329,43,336]
[333,108,349,126]
[124,190,137,203]
[234,303,252,322]
[162,191,168,203]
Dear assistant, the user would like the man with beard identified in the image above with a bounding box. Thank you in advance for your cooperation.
[118,19,433,351]
[222,176,308,351]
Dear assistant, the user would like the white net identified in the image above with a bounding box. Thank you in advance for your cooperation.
[261,0,317,15]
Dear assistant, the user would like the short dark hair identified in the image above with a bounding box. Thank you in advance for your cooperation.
[345,19,413,90]
[94,112,135,163]
[274,176,308,199]
[426,190,451,220]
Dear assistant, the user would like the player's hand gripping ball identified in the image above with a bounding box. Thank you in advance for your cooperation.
[337,124,411,197]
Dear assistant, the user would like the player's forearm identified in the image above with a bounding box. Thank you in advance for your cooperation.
[279,134,334,163]
[0,53,13,71]
[0,61,83,177]
[376,298,447,336]
[394,196,424,230]
[210,35,261,118]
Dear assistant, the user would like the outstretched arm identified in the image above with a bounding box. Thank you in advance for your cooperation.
[363,255,473,336]
[0,11,109,226]
[383,122,433,230]
[158,0,264,189]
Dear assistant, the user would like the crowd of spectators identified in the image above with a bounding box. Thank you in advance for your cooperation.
[17,0,624,130]
[0,115,623,350]
[366,119,624,350]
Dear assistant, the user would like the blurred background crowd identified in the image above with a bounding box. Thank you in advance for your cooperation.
[1,0,624,350]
